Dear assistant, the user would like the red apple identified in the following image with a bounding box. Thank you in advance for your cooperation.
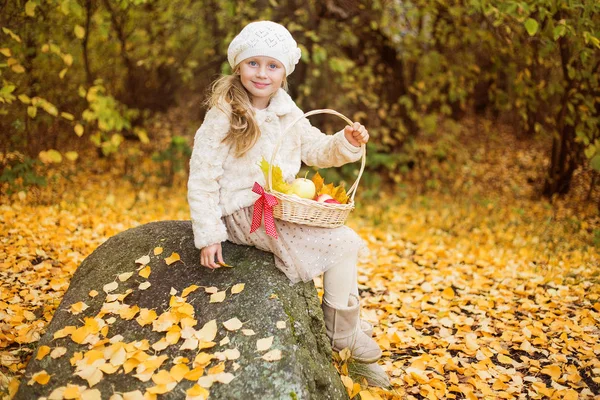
[324,198,341,204]
[315,194,333,203]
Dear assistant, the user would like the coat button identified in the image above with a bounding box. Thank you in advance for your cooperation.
[266,116,272,122]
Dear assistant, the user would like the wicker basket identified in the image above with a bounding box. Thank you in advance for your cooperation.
[266,109,367,228]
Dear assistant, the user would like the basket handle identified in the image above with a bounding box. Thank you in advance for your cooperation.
[267,109,367,203]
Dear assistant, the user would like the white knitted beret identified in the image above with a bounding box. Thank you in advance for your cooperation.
[227,21,302,76]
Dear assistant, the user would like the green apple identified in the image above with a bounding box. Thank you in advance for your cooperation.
[290,178,316,199]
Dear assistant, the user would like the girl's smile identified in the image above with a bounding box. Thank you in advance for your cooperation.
[238,56,285,109]
[252,82,270,89]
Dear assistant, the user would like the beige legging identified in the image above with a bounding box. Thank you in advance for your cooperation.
[323,249,360,308]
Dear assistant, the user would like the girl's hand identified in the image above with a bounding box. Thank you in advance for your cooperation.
[344,122,369,147]
[200,243,224,269]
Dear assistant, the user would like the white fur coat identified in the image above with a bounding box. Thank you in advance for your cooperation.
[187,88,363,249]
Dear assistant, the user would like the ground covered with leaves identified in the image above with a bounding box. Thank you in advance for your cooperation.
[1,145,599,399]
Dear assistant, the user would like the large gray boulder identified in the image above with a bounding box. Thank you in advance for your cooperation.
[15,221,348,400]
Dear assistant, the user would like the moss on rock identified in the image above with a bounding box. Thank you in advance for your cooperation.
[15,221,348,400]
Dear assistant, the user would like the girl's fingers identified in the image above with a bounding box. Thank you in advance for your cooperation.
[217,246,224,264]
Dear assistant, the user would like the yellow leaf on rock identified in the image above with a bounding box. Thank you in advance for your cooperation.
[186,384,209,399]
[257,336,274,351]
[197,319,218,342]
[210,291,226,303]
[152,369,175,385]
[28,370,51,385]
[358,390,377,400]
[182,285,200,297]
[81,388,102,400]
[138,266,151,278]
[36,346,51,360]
[223,318,243,331]
[135,255,150,265]
[50,347,67,359]
[70,301,89,315]
[119,305,140,320]
[118,272,134,282]
[62,384,84,398]
[136,309,158,326]
[122,390,146,400]
[185,367,205,381]
[146,382,176,394]
[231,283,245,294]
[98,363,119,374]
[198,341,216,350]
[89,290,99,297]
[170,364,189,382]
[193,353,214,368]
[71,326,91,344]
[166,326,181,344]
[165,252,181,265]
[103,281,118,294]
[213,372,235,384]
[261,349,282,362]
[154,247,163,255]
[208,362,225,375]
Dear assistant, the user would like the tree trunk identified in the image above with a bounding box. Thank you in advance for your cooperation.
[101,0,137,105]
[82,0,94,85]
[543,30,580,197]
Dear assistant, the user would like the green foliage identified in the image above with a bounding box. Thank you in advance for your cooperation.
[0,154,47,195]
[1,0,597,197]
[151,136,192,186]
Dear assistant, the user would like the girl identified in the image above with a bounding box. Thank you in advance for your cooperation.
[187,20,382,363]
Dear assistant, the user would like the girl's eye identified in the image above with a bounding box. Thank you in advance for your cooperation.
[249,61,257,66]
[269,64,278,69]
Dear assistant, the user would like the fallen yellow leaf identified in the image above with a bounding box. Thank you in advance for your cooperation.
[231,283,245,294]
[182,284,200,297]
[256,336,274,352]
[35,345,51,360]
[138,266,151,278]
[165,252,181,265]
[28,370,50,385]
[223,318,243,331]
[209,291,226,303]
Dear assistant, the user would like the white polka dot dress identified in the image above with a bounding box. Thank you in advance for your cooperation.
[223,204,367,284]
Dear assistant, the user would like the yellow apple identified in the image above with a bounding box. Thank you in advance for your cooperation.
[290,178,316,199]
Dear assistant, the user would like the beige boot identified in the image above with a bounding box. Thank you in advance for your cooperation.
[360,320,373,337]
[321,293,382,363]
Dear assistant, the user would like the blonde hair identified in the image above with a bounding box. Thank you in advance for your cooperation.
[206,65,289,158]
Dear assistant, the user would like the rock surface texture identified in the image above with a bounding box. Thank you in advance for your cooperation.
[15,220,348,400]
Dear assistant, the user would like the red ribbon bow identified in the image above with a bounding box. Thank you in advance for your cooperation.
[250,182,279,238]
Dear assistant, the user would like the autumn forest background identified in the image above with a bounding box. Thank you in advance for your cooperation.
[1,0,600,399]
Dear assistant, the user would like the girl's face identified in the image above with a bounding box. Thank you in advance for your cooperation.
[238,56,286,109]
